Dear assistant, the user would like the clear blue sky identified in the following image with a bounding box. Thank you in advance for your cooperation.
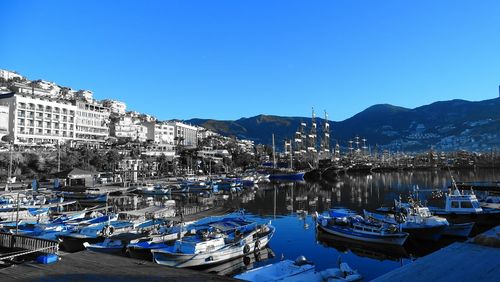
[1,1,499,121]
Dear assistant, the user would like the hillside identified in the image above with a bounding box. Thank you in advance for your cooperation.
[187,97,500,152]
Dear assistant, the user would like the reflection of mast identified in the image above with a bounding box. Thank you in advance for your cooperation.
[272,134,276,169]
[307,108,317,153]
[320,110,330,154]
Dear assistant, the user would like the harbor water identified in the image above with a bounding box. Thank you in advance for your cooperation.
[205,168,500,280]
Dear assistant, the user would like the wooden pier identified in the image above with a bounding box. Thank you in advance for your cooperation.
[0,250,236,282]
[0,233,58,261]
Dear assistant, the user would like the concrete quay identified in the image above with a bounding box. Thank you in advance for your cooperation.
[0,250,237,282]
[373,226,500,282]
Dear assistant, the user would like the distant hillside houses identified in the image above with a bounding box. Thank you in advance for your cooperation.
[0,68,217,155]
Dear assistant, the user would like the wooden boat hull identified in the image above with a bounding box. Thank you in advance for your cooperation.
[317,223,408,246]
[441,222,474,238]
[59,235,104,252]
[403,224,447,241]
[153,227,275,268]
[269,172,305,181]
[431,209,500,226]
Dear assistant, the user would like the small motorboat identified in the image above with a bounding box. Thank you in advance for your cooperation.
[365,197,449,241]
[428,178,500,226]
[234,255,362,282]
[152,218,275,268]
[316,209,409,246]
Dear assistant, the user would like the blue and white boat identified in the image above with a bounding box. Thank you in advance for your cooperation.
[136,184,170,196]
[84,219,171,255]
[234,255,362,282]
[316,209,409,246]
[58,215,129,252]
[428,187,500,226]
[152,218,275,268]
[365,197,450,241]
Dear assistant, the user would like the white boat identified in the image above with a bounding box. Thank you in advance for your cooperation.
[365,198,449,241]
[234,256,362,282]
[428,187,500,225]
[316,209,409,246]
[152,219,275,268]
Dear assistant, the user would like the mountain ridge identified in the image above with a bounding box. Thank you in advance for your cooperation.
[187,97,500,152]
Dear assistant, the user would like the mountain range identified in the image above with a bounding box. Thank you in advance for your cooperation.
[187,97,500,152]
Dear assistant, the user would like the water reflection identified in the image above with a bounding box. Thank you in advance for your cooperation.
[237,168,499,280]
[197,247,275,277]
[124,169,497,280]
[316,231,410,262]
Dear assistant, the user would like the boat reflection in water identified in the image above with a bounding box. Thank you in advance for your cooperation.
[316,231,410,262]
[196,247,275,276]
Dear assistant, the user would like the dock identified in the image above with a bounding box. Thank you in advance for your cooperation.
[0,250,236,282]
[373,226,500,282]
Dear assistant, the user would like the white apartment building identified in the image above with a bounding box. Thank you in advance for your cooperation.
[167,121,198,147]
[0,70,24,81]
[144,122,175,144]
[103,99,127,115]
[0,104,9,138]
[111,115,148,142]
[74,100,110,144]
[197,127,218,141]
[0,92,77,145]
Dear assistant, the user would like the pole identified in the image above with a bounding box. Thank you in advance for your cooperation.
[57,141,61,172]
[272,134,276,169]
[15,192,20,234]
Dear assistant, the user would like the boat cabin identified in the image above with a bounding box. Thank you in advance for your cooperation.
[445,189,482,213]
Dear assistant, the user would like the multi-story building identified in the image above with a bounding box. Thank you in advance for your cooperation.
[74,100,110,144]
[110,115,147,142]
[144,121,175,144]
[167,121,198,148]
[0,69,24,81]
[197,127,218,141]
[0,92,77,146]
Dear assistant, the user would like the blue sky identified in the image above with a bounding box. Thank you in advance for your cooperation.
[1,1,499,121]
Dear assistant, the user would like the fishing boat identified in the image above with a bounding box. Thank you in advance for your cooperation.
[317,231,409,262]
[57,215,132,252]
[316,209,409,246]
[136,184,170,196]
[234,255,362,282]
[427,187,500,225]
[365,196,449,241]
[152,218,275,268]
[267,169,305,181]
[127,212,246,260]
[440,222,475,238]
[84,219,171,255]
